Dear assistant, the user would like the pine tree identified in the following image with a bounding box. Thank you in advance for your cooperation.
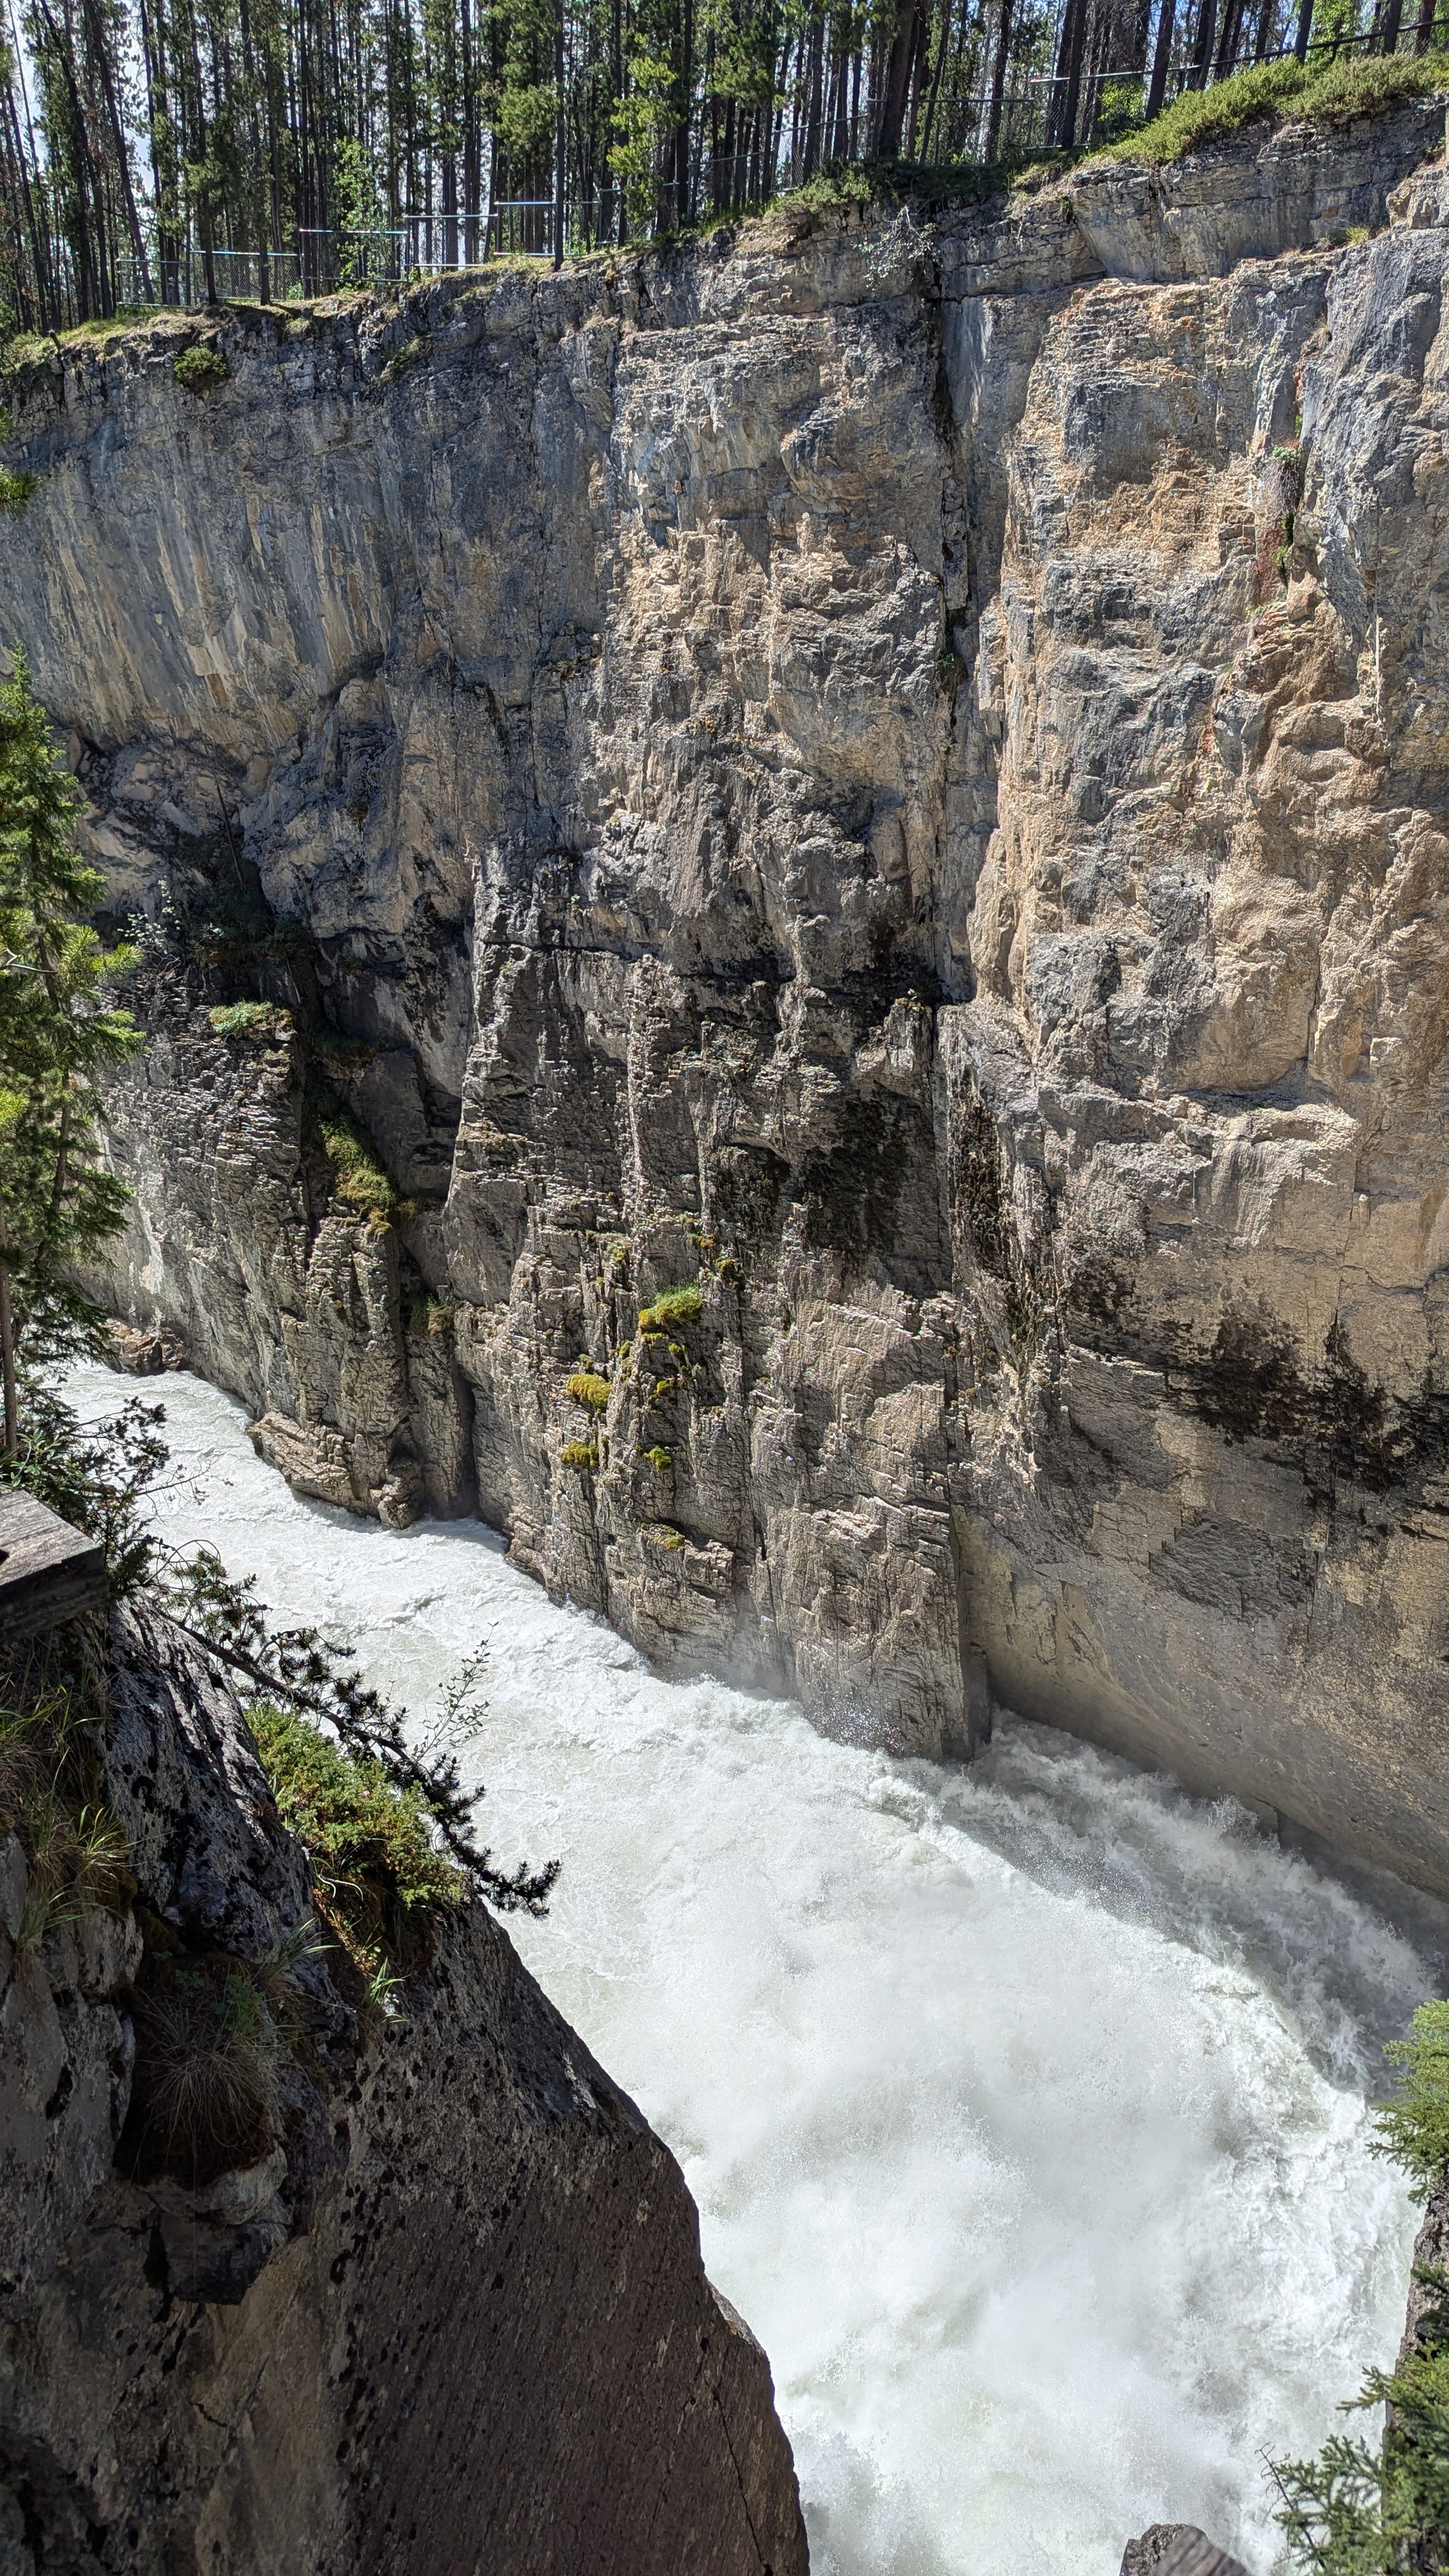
[0,648,142,1457]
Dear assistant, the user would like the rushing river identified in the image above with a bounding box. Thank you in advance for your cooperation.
[68,1363,1448,2576]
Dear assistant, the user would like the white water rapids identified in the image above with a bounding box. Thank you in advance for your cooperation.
[69,1363,1448,2576]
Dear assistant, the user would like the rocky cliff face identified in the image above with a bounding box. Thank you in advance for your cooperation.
[2,96,1448,1888]
[0,1605,807,2575]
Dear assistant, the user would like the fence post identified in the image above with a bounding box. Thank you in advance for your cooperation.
[554,0,566,267]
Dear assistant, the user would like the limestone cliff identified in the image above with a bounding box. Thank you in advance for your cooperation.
[2,95,1448,1888]
[0,1607,807,2574]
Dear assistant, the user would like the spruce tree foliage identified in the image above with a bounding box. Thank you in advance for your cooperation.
[4,1359,560,1925]
[0,0,1442,333]
[162,1547,561,1911]
[1375,2000,1449,2195]
[1271,2006,1449,2575]
[0,647,142,1456]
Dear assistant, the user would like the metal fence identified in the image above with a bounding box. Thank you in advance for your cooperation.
[490,200,560,258]
[107,13,1449,315]
[115,204,564,308]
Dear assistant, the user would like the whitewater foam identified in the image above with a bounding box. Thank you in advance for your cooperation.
[69,1363,1446,2576]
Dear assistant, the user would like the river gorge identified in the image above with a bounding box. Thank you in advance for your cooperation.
[64,1358,1445,2576]
[5,81,1449,2575]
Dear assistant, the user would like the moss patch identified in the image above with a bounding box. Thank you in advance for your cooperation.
[311,1097,405,1220]
[380,332,429,382]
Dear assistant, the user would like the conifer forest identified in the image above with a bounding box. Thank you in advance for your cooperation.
[0,0,1443,408]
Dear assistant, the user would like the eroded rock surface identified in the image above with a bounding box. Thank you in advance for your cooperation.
[1119,2529,1251,2576]
[0,1610,807,2574]
[2,98,1448,1884]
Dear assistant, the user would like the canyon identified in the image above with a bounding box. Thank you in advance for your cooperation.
[35,1358,1443,2576]
[2,93,1448,1892]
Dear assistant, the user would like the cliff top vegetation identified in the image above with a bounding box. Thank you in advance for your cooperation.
[3,0,1446,350]
[1087,45,1449,163]
[4,31,1445,423]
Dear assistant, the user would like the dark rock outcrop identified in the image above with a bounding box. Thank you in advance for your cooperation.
[1119,2529,1252,2576]
[1401,2169,1449,2361]
[0,1607,807,2575]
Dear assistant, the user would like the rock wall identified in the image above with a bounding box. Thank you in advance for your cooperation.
[2,96,1448,1887]
[0,1608,807,2575]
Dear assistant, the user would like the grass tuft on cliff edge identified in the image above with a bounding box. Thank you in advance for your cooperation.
[306,1090,410,1223]
[1090,47,1449,166]
[247,1701,463,1989]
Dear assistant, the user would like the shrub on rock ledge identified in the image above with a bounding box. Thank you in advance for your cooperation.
[637,1284,703,1332]
[246,1700,462,1985]
[173,343,229,395]
[312,1100,408,1221]
[208,1001,292,1041]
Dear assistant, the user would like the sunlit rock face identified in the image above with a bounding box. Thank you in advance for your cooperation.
[3,93,1447,1886]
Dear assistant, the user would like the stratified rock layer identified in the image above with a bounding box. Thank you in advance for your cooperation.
[2,98,1448,1885]
[0,1610,807,2575]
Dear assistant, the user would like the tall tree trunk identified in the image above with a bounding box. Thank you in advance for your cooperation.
[0,1235,15,1462]
[983,0,1014,156]
[676,0,694,218]
[1187,0,1216,86]
[875,0,919,152]
[4,81,50,325]
[82,0,153,296]
[1145,0,1176,118]
[916,0,949,158]
[1083,0,1113,138]
[553,0,565,265]
[1049,0,1090,144]
[1213,0,1245,79]
[40,0,103,316]
[803,4,825,175]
